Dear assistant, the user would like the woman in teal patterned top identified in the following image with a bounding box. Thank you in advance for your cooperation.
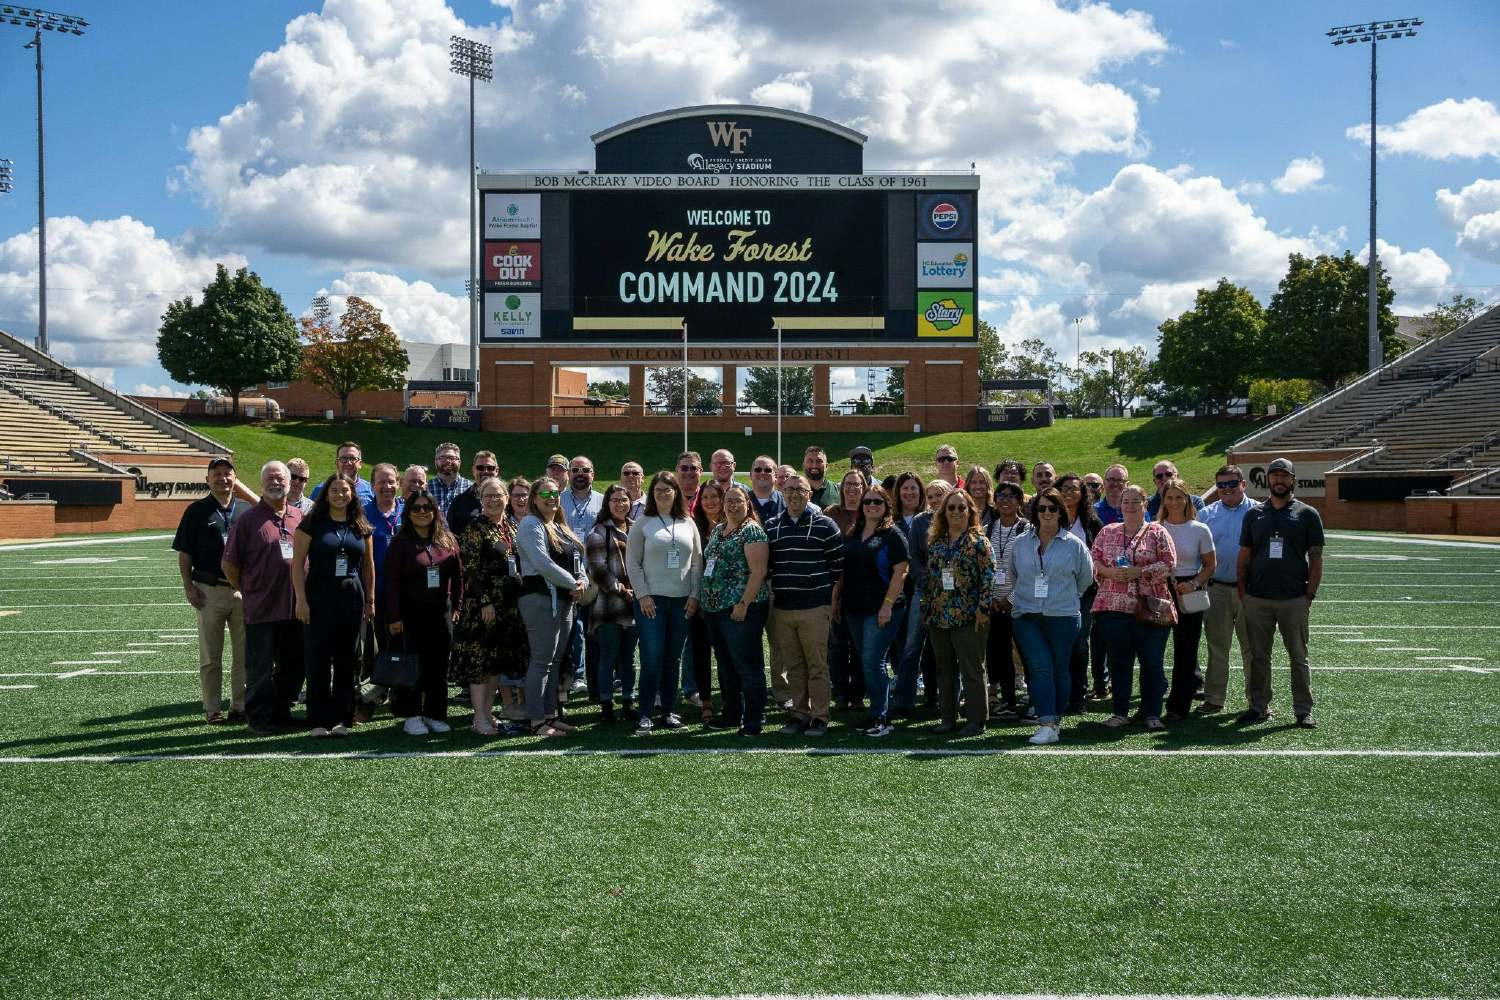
[700,484,771,735]
[922,487,996,736]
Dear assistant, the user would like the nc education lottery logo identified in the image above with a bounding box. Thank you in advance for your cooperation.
[916,242,974,288]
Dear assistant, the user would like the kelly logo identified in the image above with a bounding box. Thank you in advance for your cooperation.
[707,121,753,154]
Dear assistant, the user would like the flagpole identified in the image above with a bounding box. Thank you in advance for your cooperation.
[682,320,689,454]
[775,321,783,467]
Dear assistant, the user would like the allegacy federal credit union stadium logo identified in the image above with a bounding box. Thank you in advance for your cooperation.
[917,242,973,288]
[483,291,540,339]
[916,291,975,338]
[687,120,773,173]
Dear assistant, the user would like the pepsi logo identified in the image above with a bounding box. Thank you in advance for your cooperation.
[931,202,960,231]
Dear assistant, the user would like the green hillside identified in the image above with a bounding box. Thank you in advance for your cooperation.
[189,416,1262,492]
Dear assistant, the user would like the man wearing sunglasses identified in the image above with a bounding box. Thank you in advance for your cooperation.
[748,455,785,524]
[934,444,960,486]
[619,461,647,520]
[1146,459,1204,520]
[1199,464,1258,715]
[446,451,501,537]
[286,458,315,514]
[676,451,704,514]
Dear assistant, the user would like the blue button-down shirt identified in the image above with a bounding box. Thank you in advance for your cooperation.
[1200,496,1258,583]
[562,489,603,538]
[429,474,472,517]
[1002,530,1095,617]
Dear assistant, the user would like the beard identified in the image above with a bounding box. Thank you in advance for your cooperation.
[263,485,287,500]
[1270,482,1292,497]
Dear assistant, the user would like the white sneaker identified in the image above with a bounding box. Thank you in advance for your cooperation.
[330,723,350,737]
[1028,725,1059,745]
[403,716,430,736]
[310,726,331,738]
[685,693,702,708]
[424,717,451,734]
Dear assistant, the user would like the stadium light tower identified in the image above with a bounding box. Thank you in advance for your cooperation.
[1326,17,1422,372]
[0,158,13,193]
[2,6,88,355]
[450,34,492,407]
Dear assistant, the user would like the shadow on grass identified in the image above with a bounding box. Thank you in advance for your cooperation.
[1107,416,1264,465]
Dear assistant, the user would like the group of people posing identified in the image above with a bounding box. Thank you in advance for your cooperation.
[173,439,1324,744]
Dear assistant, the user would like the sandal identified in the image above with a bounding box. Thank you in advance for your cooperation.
[205,711,225,725]
[472,721,499,737]
[1145,717,1167,732]
[700,703,715,724]
[1102,714,1129,728]
[546,717,575,734]
[530,720,561,737]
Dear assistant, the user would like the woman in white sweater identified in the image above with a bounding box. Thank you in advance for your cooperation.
[625,470,703,733]
[516,476,587,737]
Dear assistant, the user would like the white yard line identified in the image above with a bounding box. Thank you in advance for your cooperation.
[1373,647,1438,652]
[1325,531,1500,550]
[1317,600,1496,604]
[0,747,1494,764]
[0,603,186,609]
[0,585,182,593]
[0,535,172,552]
[50,660,118,666]
[91,650,155,656]
[0,684,36,690]
[54,667,99,679]
[1336,638,1385,643]
[1414,656,1485,661]
[1313,665,1493,673]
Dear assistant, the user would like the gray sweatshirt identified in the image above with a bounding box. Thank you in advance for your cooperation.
[625,514,703,599]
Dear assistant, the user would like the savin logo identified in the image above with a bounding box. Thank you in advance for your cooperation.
[707,121,753,154]
[924,298,965,330]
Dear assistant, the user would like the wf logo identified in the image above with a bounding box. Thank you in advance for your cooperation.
[706,121,752,154]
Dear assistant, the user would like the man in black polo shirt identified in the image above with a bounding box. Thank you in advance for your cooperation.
[1237,457,1324,728]
[173,457,247,724]
[446,450,500,536]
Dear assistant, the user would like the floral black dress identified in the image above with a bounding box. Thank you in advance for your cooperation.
[449,513,529,683]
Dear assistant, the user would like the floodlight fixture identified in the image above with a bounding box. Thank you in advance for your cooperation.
[0,158,13,193]
[450,34,494,404]
[1324,16,1423,372]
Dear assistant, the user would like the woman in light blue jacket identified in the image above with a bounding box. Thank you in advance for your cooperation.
[516,476,588,738]
[1002,486,1095,745]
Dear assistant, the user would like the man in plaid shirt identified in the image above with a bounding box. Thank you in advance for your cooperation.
[428,442,471,518]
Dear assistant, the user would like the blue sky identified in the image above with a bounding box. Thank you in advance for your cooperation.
[0,0,1496,397]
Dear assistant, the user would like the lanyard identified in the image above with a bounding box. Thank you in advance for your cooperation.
[658,515,677,551]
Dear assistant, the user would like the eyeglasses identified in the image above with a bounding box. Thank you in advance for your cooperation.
[1035,504,1061,514]
[337,455,360,464]
[1216,479,1242,489]
[474,464,498,473]
[409,506,435,515]
[1154,472,1172,480]
[480,495,506,505]
[784,486,810,495]
[621,470,643,476]
[678,465,700,472]
[1106,475,1127,483]
[535,490,560,500]
[570,467,593,475]
[861,498,886,507]
[1057,483,1080,492]
[752,466,774,473]
[936,455,957,463]
[944,503,968,513]
[289,474,308,482]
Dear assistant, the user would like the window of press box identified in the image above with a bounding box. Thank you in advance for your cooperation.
[829,366,904,416]
[645,366,723,416]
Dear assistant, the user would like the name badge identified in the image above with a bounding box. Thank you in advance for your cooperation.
[335,555,349,577]
[996,569,1008,587]
[279,539,293,560]
[1115,553,1130,568]
[573,553,584,577]
[667,547,681,570]
[704,557,717,578]
[426,566,440,589]
[1033,577,1050,600]
[1269,537,1285,560]
[942,568,956,591]
[506,553,518,577]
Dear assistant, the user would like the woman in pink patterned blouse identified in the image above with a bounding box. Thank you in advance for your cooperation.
[1090,483,1178,731]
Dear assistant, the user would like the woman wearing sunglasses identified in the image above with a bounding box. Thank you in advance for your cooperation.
[922,488,995,737]
[450,477,528,736]
[516,477,589,738]
[840,484,910,736]
[1003,487,1095,745]
[383,489,462,736]
[1054,473,1105,709]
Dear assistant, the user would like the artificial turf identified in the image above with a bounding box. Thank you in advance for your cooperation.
[0,529,1497,999]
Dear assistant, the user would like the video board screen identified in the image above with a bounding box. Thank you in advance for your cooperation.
[568,191,887,337]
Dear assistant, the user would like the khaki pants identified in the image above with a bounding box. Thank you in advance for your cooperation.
[931,624,989,728]
[769,605,831,724]
[1203,582,1251,708]
[1242,593,1314,717]
[195,583,246,714]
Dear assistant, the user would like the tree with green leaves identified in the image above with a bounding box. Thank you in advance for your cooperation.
[1078,347,1151,414]
[1259,251,1398,389]
[156,264,302,415]
[741,365,813,415]
[587,379,630,400]
[299,295,409,420]
[647,367,721,415]
[977,318,1007,381]
[1155,278,1264,415]
[1411,292,1483,341]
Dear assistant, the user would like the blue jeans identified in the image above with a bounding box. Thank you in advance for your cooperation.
[845,608,904,721]
[1012,612,1081,725]
[892,592,926,710]
[1097,611,1170,719]
[567,616,584,684]
[634,595,690,721]
[594,622,637,708]
[704,602,769,731]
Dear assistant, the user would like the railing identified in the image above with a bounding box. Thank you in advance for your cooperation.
[1447,464,1500,496]
[0,376,135,450]
[1321,352,1500,448]
[1429,428,1500,469]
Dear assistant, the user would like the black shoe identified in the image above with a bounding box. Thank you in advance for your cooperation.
[1064,701,1085,715]
[1295,713,1317,729]
[599,702,615,724]
[1236,708,1271,724]
[248,722,279,736]
[804,719,828,737]
[888,705,915,720]
[736,726,762,737]
[620,699,635,717]
[703,715,738,730]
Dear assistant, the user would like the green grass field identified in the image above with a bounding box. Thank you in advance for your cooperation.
[1,529,1497,999]
[189,415,1258,494]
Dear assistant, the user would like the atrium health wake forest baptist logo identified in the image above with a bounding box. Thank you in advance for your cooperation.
[687,121,773,173]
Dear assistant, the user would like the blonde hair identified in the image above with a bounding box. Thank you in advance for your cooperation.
[1121,483,1149,505]
[1161,478,1198,521]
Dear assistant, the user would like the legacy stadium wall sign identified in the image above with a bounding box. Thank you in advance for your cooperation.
[475,104,980,343]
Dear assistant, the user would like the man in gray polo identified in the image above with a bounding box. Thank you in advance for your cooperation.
[1198,463,1257,714]
[1237,458,1324,728]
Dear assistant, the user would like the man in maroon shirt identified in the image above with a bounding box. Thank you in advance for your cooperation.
[222,461,305,735]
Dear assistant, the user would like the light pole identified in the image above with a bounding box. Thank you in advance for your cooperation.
[1327,17,1421,372]
[450,35,492,406]
[0,158,12,193]
[3,6,88,355]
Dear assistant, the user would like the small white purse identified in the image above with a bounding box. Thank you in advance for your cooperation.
[1179,586,1211,615]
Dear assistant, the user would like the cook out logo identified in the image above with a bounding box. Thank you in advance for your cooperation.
[930,202,960,231]
[484,240,541,285]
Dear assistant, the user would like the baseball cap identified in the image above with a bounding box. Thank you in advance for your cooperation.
[207,457,234,471]
[1268,458,1295,476]
[546,454,568,468]
[849,445,874,463]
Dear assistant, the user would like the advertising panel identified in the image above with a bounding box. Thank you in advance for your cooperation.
[916,242,973,288]
[569,191,886,337]
[482,292,541,340]
[1237,452,1337,499]
[484,193,541,239]
[916,193,975,240]
[125,464,213,501]
[483,240,542,288]
[916,291,975,338]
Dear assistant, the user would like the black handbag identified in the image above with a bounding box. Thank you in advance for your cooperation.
[371,633,421,688]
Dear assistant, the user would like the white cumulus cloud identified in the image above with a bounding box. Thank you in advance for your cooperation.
[0,216,245,383]
[1272,155,1326,194]
[317,271,469,345]
[1357,239,1454,313]
[1436,178,1500,263]
[1346,97,1500,160]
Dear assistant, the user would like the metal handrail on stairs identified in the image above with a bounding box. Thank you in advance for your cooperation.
[0,376,137,451]
[1321,353,1500,448]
